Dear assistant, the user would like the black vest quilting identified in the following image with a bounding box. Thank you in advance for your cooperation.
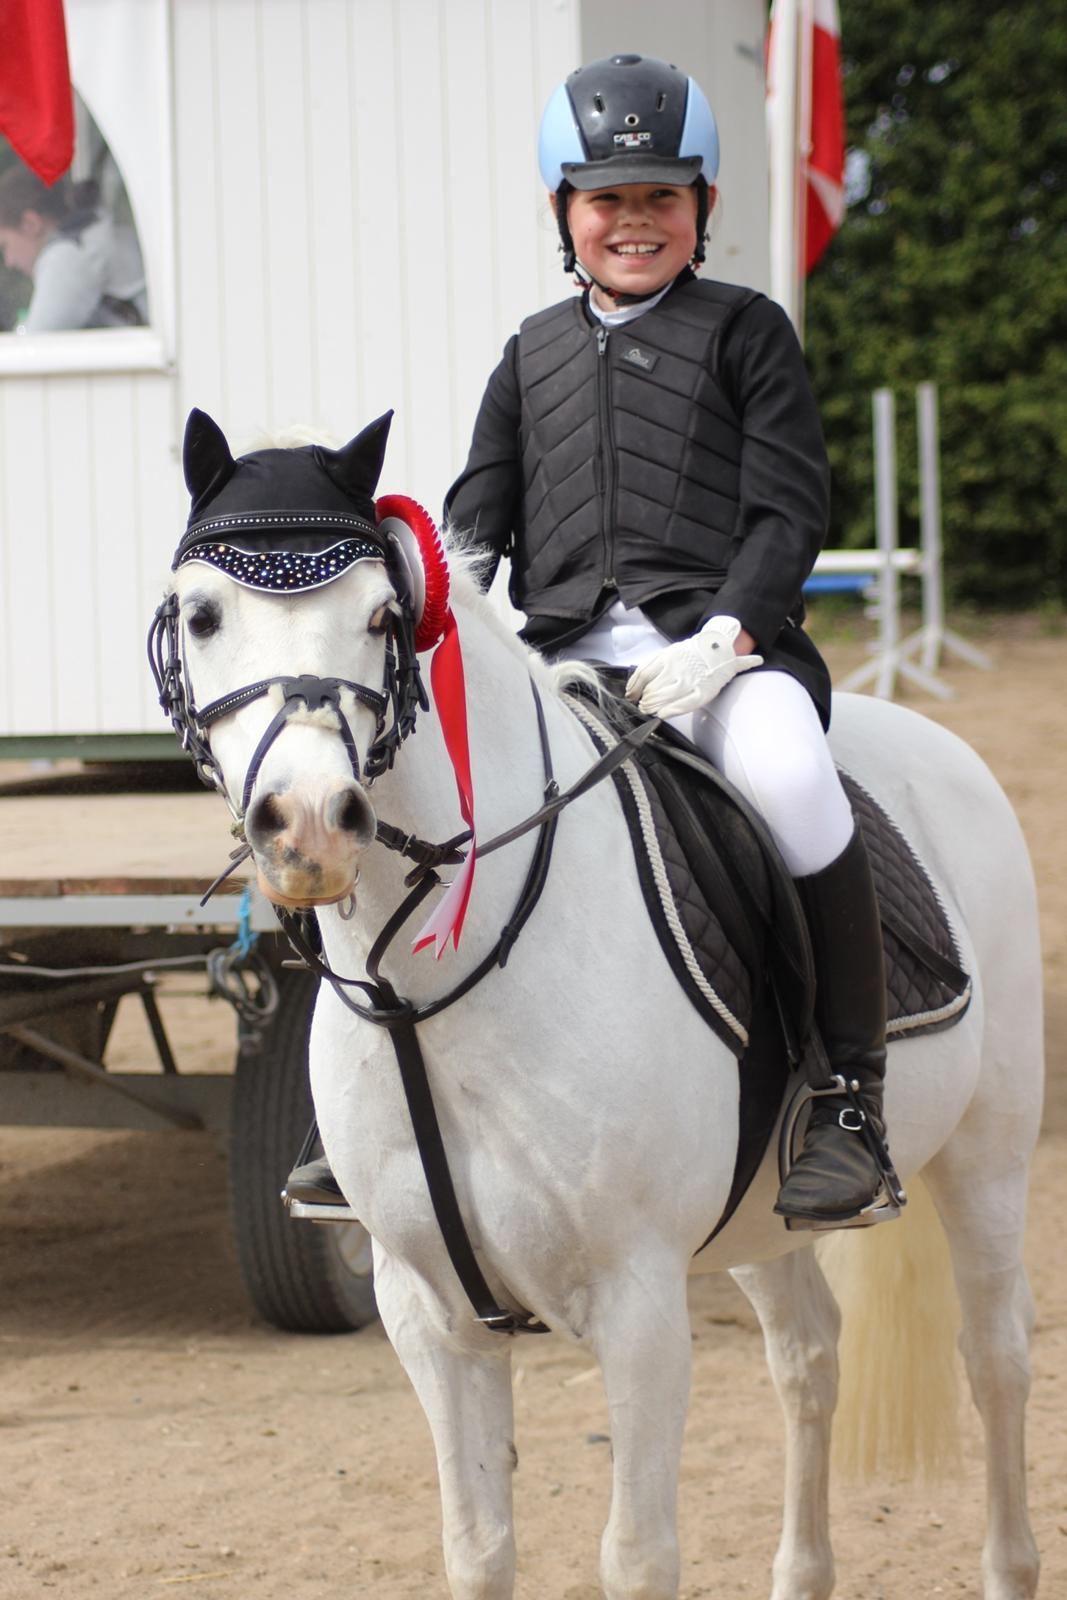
[514,278,762,620]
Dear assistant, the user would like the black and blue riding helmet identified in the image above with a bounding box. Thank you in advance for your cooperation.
[538,53,720,278]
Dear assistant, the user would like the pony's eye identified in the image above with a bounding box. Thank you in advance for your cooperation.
[186,603,220,639]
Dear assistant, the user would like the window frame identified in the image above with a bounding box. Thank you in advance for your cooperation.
[0,0,174,376]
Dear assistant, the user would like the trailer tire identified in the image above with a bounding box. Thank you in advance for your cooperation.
[229,967,377,1333]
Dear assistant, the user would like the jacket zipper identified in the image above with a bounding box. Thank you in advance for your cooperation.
[595,324,617,592]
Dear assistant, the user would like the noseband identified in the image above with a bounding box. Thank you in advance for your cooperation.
[147,589,428,824]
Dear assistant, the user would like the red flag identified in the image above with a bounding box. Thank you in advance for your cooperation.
[766,0,845,319]
[804,0,845,272]
[0,0,74,185]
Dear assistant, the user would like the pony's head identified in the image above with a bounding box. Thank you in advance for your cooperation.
[150,408,450,910]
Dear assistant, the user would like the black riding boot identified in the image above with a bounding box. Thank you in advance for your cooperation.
[284,1154,347,1206]
[774,826,895,1228]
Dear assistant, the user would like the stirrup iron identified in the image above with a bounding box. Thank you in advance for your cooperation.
[282,1191,362,1225]
[777,1073,907,1233]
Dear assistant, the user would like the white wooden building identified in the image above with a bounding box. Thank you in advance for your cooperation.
[0,0,769,753]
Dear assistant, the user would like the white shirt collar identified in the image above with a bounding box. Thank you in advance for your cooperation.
[586,279,674,328]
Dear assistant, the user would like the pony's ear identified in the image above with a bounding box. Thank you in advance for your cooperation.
[321,410,393,503]
[183,408,236,510]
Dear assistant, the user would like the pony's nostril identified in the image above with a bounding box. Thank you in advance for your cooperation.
[330,785,374,839]
[336,791,364,832]
[247,792,286,840]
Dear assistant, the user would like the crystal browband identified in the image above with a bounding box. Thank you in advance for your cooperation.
[176,537,387,592]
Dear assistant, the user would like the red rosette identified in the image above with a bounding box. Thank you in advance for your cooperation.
[375,493,450,652]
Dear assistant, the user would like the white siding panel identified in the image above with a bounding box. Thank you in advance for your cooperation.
[532,1,583,312]
[44,382,97,732]
[441,0,497,475]
[173,0,226,419]
[213,0,271,431]
[0,392,16,732]
[393,1,452,497]
[487,2,546,343]
[170,0,579,501]
[132,376,184,730]
[305,0,362,434]
[89,380,145,732]
[1,382,55,732]
[349,3,410,480]
[259,0,316,428]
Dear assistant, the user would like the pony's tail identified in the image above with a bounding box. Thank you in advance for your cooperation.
[817,1173,962,1481]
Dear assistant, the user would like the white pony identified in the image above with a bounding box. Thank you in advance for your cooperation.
[157,413,1043,1600]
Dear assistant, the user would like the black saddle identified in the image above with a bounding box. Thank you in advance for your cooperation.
[564,684,972,1241]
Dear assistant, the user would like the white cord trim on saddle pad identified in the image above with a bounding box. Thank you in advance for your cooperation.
[566,697,749,1049]
[886,982,972,1036]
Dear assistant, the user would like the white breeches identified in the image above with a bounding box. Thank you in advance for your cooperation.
[562,602,854,877]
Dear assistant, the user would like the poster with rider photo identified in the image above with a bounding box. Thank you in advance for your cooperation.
[0,89,147,335]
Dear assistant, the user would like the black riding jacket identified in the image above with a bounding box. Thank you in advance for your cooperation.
[445,272,833,724]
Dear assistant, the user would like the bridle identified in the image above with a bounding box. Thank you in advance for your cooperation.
[147,576,426,826]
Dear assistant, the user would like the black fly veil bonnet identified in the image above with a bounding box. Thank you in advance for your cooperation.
[149,408,434,809]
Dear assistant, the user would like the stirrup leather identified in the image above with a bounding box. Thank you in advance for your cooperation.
[777,1073,908,1233]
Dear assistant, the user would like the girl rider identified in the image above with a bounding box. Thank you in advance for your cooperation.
[444,53,895,1231]
[289,53,895,1232]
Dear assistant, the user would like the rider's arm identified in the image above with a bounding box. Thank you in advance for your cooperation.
[444,335,523,593]
[706,297,829,653]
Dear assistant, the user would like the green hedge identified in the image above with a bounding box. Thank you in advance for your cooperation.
[804,1,1067,607]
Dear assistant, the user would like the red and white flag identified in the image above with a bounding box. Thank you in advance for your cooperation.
[803,0,846,272]
[766,0,845,328]
[0,0,75,185]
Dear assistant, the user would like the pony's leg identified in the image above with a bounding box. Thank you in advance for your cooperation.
[730,1248,839,1600]
[373,1252,518,1600]
[588,1258,693,1600]
[923,1152,1040,1600]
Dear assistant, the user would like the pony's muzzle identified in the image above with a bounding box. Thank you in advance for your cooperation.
[245,776,376,907]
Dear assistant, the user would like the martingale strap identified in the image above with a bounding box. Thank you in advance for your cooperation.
[277,677,564,1335]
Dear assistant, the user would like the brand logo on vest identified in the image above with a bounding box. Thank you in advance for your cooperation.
[623,345,657,372]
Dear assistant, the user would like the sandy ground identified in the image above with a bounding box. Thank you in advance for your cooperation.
[2,615,1065,1599]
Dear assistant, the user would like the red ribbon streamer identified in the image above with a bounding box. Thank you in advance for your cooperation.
[411,609,477,957]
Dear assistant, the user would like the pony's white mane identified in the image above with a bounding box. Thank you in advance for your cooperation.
[442,523,603,704]
[248,426,603,706]
[246,422,342,451]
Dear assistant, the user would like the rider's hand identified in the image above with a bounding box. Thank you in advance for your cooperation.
[625,616,763,719]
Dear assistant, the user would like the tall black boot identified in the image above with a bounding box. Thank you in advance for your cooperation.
[774,827,897,1228]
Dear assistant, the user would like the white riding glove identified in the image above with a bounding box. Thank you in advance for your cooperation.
[625,615,763,719]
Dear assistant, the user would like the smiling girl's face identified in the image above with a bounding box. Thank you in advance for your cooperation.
[557,181,706,307]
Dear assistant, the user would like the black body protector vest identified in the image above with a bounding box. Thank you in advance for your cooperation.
[513,277,760,622]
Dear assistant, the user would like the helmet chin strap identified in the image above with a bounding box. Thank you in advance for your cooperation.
[570,256,647,306]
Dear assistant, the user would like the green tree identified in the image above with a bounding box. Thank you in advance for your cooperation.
[805,1,1067,606]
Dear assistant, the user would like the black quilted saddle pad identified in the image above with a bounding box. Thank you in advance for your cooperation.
[565,688,972,1058]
